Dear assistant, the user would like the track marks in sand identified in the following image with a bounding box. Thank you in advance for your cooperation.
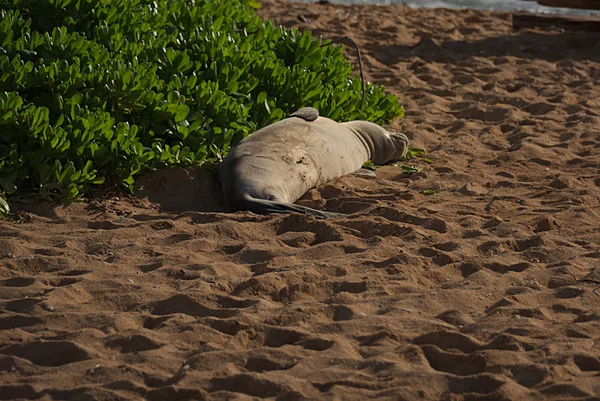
[1,2,598,399]
[412,330,553,390]
[149,294,243,319]
[0,277,36,287]
[0,384,40,401]
[276,213,344,244]
[338,217,412,239]
[105,334,162,353]
[368,206,448,233]
[209,373,297,398]
[264,327,334,351]
[0,341,91,367]
[0,316,44,335]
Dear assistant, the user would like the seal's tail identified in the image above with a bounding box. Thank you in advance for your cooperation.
[237,194,346,220]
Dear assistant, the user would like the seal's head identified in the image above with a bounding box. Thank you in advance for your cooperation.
[389,132,410,161]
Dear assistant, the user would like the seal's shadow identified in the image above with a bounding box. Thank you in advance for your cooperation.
[134,167,226,213]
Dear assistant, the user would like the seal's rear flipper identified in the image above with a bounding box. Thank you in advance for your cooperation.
[287,107,319,122]
[239,194,345,219]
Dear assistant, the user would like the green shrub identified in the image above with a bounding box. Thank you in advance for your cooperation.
[0,0,403,212]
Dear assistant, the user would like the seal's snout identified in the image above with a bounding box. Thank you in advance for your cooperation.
[390,132,410,160]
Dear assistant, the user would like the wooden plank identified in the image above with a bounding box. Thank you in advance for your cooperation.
[513,12,600,31]
[536,0,600,10]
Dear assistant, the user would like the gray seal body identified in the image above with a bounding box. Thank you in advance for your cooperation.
[219,108,409,219]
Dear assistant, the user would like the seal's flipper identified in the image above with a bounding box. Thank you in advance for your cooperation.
[287,107,319,122]
[239,194,345,219]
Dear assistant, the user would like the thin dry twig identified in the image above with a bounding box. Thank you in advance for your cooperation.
[575,272,600,297]
[321,36,365,112]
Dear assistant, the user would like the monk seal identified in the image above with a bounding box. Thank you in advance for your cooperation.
[219,107,409,219]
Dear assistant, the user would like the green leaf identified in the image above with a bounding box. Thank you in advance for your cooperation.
[407,147,426,158]
[247,0,261,9]
[39,164,52,184]
[0,196,9,217]
[65,183,79,199]
[298,31,311,50]
[362,160,377,171]
[0,179,17,194]
[175,105,190,123]
[400,165,422,174]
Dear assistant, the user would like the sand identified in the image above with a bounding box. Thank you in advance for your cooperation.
[1,1,600,400]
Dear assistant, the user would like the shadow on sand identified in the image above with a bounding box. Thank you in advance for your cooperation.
[134,167,226,214]
[368,30,600,65]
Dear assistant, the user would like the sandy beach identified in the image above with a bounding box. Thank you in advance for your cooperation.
[1,1,600,400]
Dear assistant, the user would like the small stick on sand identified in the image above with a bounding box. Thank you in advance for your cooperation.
[321,36,365,112]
